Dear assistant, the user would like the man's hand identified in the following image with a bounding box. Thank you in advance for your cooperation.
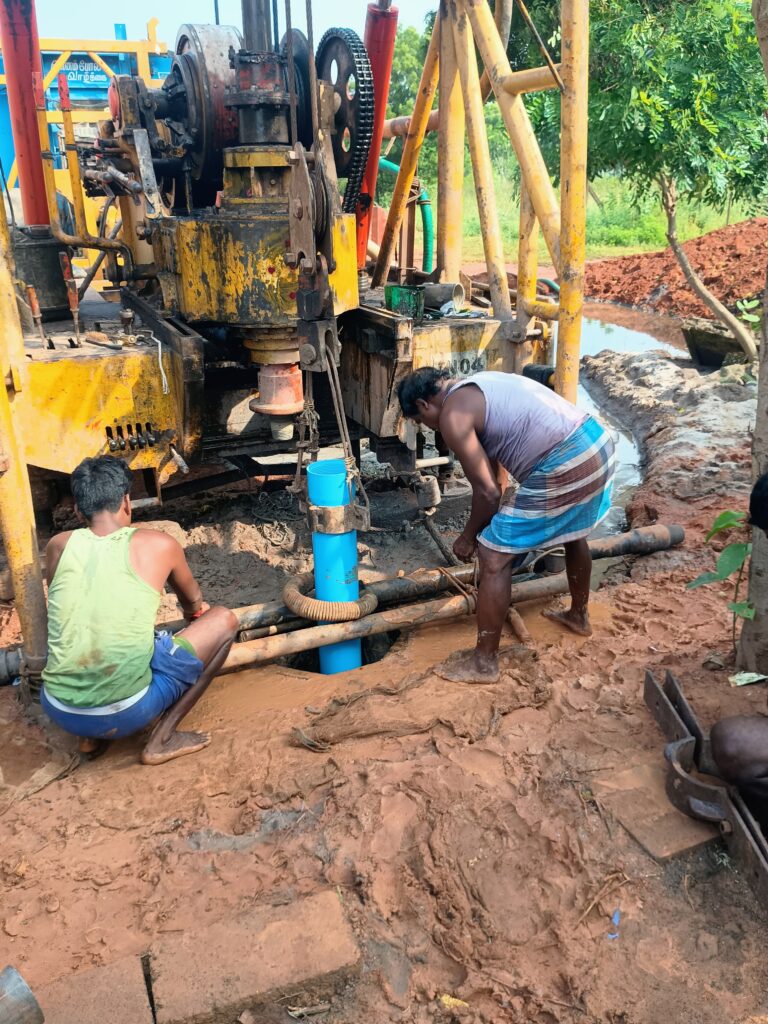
[453,532,477,563]
[184,600,210,622]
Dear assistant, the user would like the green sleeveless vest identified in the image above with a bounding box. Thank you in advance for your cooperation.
[42,527,161,708]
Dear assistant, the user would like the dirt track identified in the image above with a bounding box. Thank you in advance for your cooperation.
[2,344,767,1021]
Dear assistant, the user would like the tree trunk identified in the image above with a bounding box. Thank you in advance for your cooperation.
[737,0,768,670]
[738,269,768,669]
[659,176,758,360]
[755,0,768,70]
[587,181,604,210]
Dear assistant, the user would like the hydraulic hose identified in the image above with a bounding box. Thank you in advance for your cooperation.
[283,571,379,622]
[378,156,434,274]
[537,277,560,294]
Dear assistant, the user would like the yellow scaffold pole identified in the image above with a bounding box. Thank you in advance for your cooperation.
[451,4,514,364]
[555,0,589,403]
[371,14,441,289]
[462,0,562,273]
[0,217,48,682]
[436,3,464,282]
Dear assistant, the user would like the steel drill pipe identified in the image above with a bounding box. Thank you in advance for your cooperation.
[0,526,685,683]
[243,0,273,51]
[158,524,685,636]
[219,525,685,672]
[220,593,476,673]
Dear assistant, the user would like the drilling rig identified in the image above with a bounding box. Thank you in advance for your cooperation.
[0,0,588,684]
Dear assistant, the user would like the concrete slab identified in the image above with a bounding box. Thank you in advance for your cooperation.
[150,890,360,1024]
[36,956,153,1024]
[593,758,718,861]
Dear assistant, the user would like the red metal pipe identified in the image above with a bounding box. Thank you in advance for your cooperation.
[0,0,49,225]
[355,2,398,269]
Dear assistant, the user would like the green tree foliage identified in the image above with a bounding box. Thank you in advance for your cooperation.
[526,0,768,211]
[526,0,767,352]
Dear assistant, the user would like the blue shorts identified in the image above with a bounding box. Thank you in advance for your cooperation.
[41,631,204,740]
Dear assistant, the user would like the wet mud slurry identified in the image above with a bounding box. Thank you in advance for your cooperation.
[2,310,768,1021]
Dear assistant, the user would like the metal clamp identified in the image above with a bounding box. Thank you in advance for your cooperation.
[298,318,340,372]
[645,669,768,903]
[306,501,370,535]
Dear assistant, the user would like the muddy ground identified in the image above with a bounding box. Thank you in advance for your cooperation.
[2,319,768,1021]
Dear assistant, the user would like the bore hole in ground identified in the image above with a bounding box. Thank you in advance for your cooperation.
[277,630,401,674]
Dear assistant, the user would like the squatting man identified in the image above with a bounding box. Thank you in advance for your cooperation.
[41,456,238,765]
[398,367,616,682]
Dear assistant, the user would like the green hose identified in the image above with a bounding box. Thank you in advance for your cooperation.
[537,277,560,294]
[378,157,434,274]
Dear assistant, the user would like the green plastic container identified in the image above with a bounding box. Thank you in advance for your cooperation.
[384,283,425,322]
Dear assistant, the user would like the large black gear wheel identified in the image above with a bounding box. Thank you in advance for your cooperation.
[315,28,374,214]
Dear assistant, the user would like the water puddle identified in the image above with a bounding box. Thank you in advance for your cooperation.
[577,315,683,532]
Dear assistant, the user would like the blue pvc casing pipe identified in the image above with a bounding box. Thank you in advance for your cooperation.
[306,459,362,674]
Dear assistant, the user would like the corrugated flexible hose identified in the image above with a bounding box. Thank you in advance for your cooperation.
[282,572,379,622]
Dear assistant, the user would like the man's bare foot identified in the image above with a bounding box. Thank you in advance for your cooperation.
[78,737,110,759]
[435,649,500,684]
[140,730,210,766]
[542,607,592,637]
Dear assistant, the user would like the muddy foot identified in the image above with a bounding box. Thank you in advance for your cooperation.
[78,737,110,760]
[542,607,592,637]
[140,730,211,766]
[435,649,500,684]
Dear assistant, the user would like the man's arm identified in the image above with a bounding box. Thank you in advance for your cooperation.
[165,541,207,619]
[439,406,501,558]
[45,532,72,585]
[132,531,208,620]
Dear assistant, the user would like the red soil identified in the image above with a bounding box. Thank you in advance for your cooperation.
[585,218,768,319]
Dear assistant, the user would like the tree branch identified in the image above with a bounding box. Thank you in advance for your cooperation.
[658,175,758,360]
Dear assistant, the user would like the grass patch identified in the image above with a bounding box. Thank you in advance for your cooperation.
[402,172,744,268]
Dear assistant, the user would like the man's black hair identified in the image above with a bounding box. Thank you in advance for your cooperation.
[750,471,768,534]
[397,366,451,417]
[71,455,133,520]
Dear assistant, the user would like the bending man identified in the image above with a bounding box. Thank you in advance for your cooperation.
[398,367,615,682]
[41,455,238,764]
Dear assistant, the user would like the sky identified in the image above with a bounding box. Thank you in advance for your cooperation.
[34,0,436,47]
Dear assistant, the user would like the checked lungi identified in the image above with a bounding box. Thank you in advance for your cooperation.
[478,416,616,555]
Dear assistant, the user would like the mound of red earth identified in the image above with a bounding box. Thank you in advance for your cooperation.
[585,217,768,319]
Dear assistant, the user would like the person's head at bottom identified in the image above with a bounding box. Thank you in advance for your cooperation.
[397,366,452,431]
[710,470,768,821]
[749,471,768,536]
[71,455,133,527]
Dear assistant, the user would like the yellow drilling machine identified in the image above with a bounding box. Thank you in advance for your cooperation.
[0,0,588,684]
